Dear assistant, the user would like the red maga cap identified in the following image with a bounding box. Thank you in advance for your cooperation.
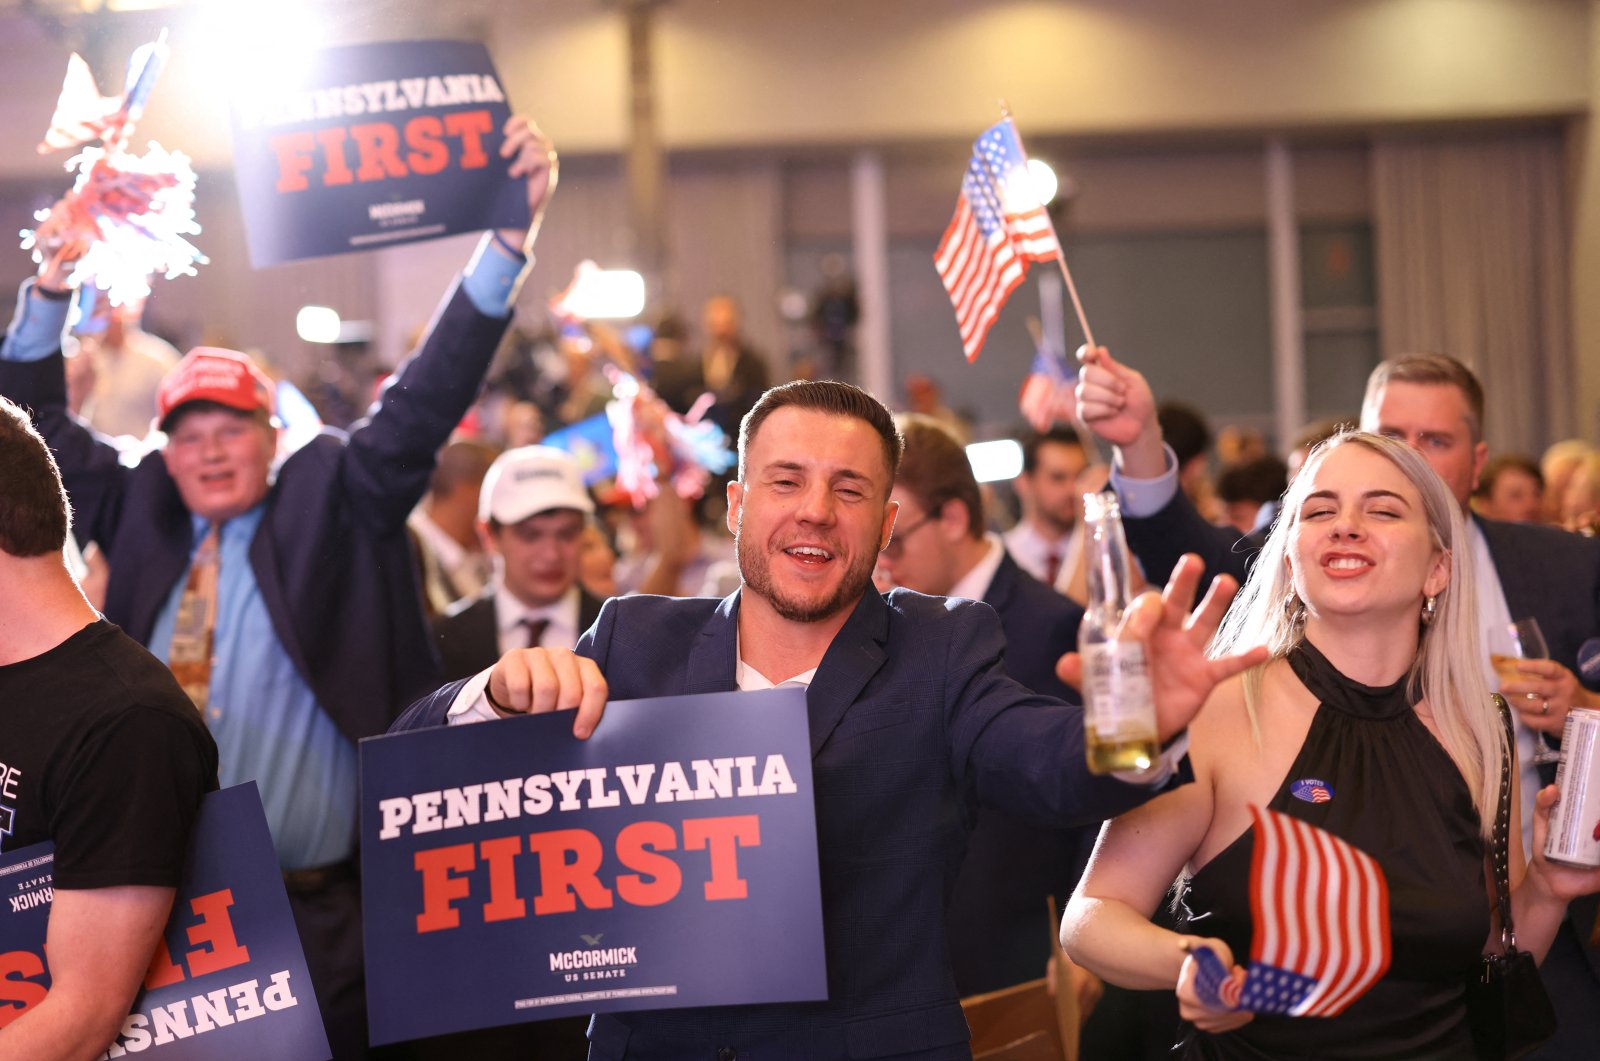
[157,347,276,429]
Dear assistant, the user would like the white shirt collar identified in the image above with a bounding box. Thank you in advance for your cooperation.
[494,585,582,652]
[947,533,1007,602]
[733,627,818,690]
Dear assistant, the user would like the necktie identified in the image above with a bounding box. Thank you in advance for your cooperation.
[169,523,220,711]
[521,617,550,649]
[1043,549,1062,587]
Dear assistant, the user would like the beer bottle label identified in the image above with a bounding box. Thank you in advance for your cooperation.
[1083,641,1156,737]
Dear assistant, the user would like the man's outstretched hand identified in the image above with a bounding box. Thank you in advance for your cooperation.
[1057,554,1266,743]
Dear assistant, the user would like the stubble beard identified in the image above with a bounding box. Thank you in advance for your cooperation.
[735,515,876,624]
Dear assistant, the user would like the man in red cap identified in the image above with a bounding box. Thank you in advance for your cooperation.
[0,116,557,1060]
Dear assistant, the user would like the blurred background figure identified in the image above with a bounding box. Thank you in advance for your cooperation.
[1214,423,1267,466]
[502,399,545,448]
[903,371,971,443]
[1473,453,1545,524]
[808,251,859,382]
[1541,439,1596,525]
[698,294,770,435]
[1560,449,1600,533]
[1004,425,1090,590]
[1157,401,1217,520]
[73,287,180,440]
[578,524,619,600]
[409,439,499,618]
[1215,454,1289,536]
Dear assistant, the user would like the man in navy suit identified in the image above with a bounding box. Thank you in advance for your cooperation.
[1078,347,1600,1059]
[875,413,1093,997]
[393,380,1264,1060]
[433,445,605,681]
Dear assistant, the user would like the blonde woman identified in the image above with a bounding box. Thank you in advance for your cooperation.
[1062,431,1600,1058]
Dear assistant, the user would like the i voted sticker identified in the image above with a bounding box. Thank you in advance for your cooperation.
[1290,778,1333,803]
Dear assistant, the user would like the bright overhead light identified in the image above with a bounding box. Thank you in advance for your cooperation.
[1026,159,1059,207]
[966,439,1023,484]
[555,261,647,320]
[296,305,341,344]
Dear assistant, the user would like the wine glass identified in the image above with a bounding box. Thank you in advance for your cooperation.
[1488,618,1559,764]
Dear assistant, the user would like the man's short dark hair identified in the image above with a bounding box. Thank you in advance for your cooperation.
[1363,354,1486,442]
[1157,402,1212,467]
[1019,424,1083,475]
[1216,455,1290,507]
[895,414,983,539]
[0,395,71,557]
[739,380,904,481]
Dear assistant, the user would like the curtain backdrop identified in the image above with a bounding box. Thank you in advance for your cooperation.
[1371,132,1573,455]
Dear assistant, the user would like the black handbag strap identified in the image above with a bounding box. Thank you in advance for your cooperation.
[1491,693,1517,954]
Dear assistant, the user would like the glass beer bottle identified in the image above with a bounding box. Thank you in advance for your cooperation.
[1080,491,1159,773]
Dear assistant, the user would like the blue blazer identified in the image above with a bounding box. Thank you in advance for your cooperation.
[944,550,1093,996]
[393,585,1183,1059]
[0,279,509,742]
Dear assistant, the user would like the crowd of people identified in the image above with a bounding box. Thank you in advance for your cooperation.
[4,113,1600,1061]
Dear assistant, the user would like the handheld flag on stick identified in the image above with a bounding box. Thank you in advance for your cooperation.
[1191,805,1391,1018]
[1018,320,1078,431]
[933,119,1061,362]
[23,30,205,307]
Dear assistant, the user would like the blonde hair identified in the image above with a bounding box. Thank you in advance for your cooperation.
[1209,430,1504,838]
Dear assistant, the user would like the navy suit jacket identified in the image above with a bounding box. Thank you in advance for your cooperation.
[0,279,509,742]
[392,586,1184,1059]
[945,550,1093,995]
[431,587,605,682]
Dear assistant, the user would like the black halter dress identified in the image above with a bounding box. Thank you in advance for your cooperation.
[1175,641,1488,1060]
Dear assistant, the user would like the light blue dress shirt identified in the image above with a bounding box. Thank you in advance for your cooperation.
[149,509,358,870]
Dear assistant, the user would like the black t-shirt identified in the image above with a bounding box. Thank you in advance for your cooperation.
[0,620,218,889]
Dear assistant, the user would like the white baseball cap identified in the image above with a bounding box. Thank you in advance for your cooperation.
[479,445,594,525]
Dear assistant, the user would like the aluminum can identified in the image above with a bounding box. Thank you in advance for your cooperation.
[1545,707,1600,868]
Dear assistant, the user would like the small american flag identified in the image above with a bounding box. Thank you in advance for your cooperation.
[1018,340,1077,431]
[1192,805,1390,1018]
[934,120,1059,362]
[36,32,168,155]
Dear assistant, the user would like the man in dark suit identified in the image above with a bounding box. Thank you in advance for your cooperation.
[393,380,1265,1060]
[1,118,558,1061]
[433,445,604,681]
[1077,346,1600,1059]
[876,413,1093,996]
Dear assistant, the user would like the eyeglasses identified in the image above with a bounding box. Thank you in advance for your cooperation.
[882,511,938,557]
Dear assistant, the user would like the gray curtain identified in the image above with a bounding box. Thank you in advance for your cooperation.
[1371,131,1573,455]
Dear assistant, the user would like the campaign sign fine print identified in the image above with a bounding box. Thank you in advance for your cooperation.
[360,689,827,1046]
[0,783,329,1060]
[230,39,528,266]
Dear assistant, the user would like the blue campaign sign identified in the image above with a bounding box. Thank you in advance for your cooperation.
[0,783,329,1059]
[359,689,827,1046]
[230,40,528,267]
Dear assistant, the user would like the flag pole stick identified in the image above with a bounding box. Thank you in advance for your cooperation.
[999,102,1097,351]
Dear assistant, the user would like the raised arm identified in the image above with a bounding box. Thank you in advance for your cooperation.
[0,231,130,550]
[1076,345,1253,586]
[339,117,559,531]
